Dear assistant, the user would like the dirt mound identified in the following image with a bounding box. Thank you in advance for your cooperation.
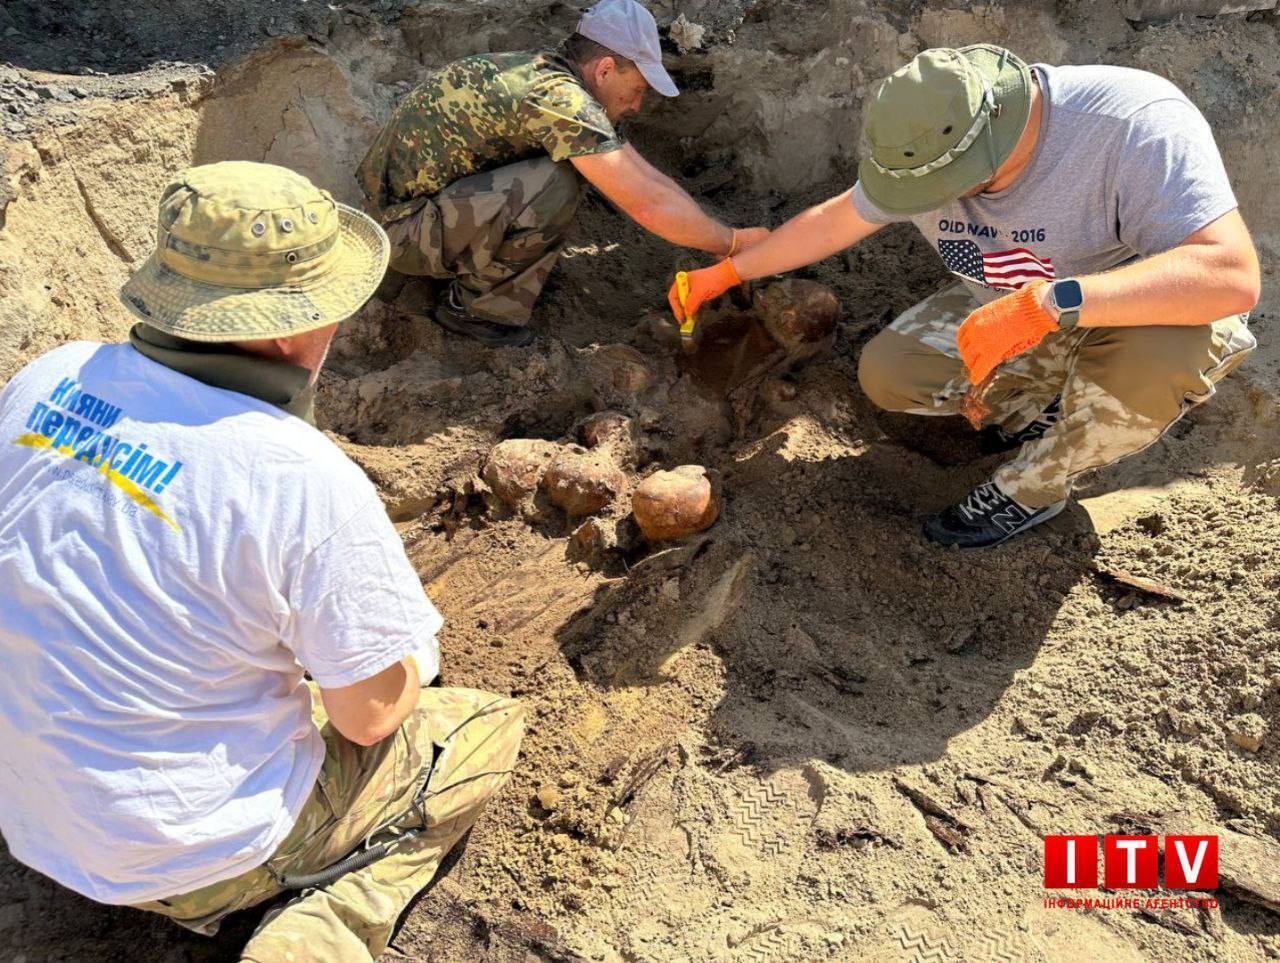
[2,2,1280,962]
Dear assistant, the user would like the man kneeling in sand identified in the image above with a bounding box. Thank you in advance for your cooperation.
[0,160,524,962]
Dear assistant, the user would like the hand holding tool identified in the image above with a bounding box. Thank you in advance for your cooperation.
[668,258,743,342]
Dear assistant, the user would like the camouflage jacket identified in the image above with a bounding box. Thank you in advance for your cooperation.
[357,48,621,212]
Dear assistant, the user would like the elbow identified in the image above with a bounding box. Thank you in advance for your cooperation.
[1224,248,1262,316]
[338,716,400,747]
[1235,270,1262,316]
[342,726,387,748]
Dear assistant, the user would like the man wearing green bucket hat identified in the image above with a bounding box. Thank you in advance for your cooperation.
[0,161,525,961]
[670,44,1260,548]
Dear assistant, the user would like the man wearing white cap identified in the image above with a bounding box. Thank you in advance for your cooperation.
[358,0,768,346]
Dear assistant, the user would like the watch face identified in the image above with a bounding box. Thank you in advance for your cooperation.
[1055,279,1084,311]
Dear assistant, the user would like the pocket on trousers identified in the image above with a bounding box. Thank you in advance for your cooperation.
[414,693,525,828]
[383,196,446,278]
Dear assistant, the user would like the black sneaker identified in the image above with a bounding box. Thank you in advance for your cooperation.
[923,479,1066,549]
[979,396,1062,455]
[433,288,535,348]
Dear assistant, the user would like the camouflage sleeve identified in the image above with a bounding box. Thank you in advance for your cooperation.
[522,80,622,162]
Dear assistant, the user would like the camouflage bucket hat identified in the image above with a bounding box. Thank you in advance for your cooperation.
[858,45,1033,216]
[120,161,389,342]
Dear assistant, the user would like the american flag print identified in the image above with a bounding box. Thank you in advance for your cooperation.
[938,239,1056,291]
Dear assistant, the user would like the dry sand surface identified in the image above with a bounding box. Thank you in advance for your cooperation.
[1,1,1280,961]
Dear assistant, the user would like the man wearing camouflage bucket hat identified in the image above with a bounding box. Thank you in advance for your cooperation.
[358,0,770,347]
[0,161,524,961]
[671,44,1260,548]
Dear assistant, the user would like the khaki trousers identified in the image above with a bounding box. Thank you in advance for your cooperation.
[857,283,1256,507]
[134,686,525,962]
[378,156,582,327]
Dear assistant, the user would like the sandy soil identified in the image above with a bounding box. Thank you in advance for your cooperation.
[1,2,1280,962]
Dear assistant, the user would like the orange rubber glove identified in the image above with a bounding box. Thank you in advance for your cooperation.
[956,280,1057,387]
[668,258,742,323]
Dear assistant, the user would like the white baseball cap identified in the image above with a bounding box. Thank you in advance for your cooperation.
[577,0,679,98]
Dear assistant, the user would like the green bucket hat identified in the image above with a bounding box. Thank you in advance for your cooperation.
[120,161,389,342]
[858,45,1033,216]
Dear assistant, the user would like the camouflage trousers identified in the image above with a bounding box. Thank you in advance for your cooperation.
[858,283,1256,508]
[133,686,525,962]
[378,156,582,327]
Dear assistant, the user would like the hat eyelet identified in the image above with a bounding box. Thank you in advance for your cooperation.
[904,150,915,157]
[943,125,953,135]
[281,218,294,233]
[251,222,266,237]
[285,251,299,264]
[308,212,319,224]
[311,312,323,321]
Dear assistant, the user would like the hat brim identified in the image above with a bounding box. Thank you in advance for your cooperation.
[636,59,679,97]
[118,203,390,343]
[858,46,1033,217]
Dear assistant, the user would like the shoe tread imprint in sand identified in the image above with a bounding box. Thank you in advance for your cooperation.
[857,901,1150,963]
[605,763,845,962]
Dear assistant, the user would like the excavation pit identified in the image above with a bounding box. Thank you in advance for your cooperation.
[1,2,1279,960]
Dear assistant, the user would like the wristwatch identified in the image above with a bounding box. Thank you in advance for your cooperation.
[1049,278,1084,330]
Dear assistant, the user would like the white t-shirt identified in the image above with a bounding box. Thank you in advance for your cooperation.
[0,341,443,904]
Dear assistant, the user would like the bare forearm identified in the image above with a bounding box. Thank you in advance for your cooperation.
[574,146,734,255]
[732,189,882,281]
[1073,213,1260,328]
[630,178,733,254]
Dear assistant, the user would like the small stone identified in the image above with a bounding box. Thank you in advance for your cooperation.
[668,13,706,54]
[633,465,721,543]
[661,578,681,601]
[69,86,88,98]
[1230,714,1268,753]
[559,771,580,788]
[542,447,628,517]
[577,410,637,464]
[1136,513,1166,535]
[537,785,561,810]
[571,516,614,558]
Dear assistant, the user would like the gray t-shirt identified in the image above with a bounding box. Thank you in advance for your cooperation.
[853,64,1238,304]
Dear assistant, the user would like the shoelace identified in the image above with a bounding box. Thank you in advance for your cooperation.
[958,481,1007,523]
[998,398,1062,444]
